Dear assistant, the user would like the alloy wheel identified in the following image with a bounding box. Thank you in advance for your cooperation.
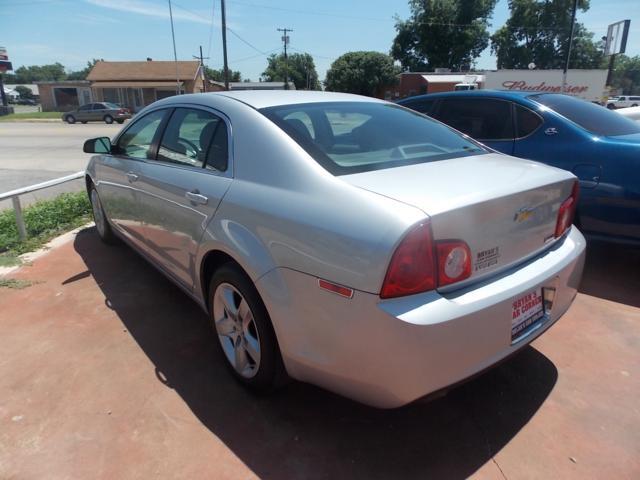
[213,282,261,378]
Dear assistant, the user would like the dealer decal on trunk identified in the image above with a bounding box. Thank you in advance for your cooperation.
[474,246,500,272]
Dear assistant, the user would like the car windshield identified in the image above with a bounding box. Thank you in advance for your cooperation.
[260,102,487,175]
[531,94,640,136]
[104,102,120,109]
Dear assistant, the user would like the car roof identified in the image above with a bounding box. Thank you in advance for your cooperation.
[398,89,539,103]
[162,90,386,110]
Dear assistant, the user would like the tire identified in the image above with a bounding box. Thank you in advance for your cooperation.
[66,115,76,124]
[632,104,638,107]
[116,119,124,124]
[607,104,615,109]
[104,115,114,124]
[208,263,284,392]
[89,186,117,244]
[81,121,87,124]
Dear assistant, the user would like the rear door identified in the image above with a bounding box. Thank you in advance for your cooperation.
[431,98,515,154]
[91,103,107,121]
[135,106,232,290]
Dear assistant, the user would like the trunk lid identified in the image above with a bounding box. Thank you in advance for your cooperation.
[342,153,576,285]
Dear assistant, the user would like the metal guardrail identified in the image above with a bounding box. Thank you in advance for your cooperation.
[0,171,85,241]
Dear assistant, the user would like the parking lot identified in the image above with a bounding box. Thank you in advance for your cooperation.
[0,122,122,208]
[0,229,638,479]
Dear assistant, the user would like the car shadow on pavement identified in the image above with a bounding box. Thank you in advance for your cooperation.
[73,228,558,480]
[579,240,640,308]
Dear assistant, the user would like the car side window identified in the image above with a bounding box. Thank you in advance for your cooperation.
[157,108,228,170]
[405,99,435,115]
[92,103,104,110]
[78,104,91,111]
[515,105,543,138]
[433,98,514,141]
[116,109,166,160]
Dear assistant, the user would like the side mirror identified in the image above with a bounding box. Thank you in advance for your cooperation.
[83,137,112,154]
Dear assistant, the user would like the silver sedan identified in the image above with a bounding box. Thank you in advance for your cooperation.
[84,91,586,408]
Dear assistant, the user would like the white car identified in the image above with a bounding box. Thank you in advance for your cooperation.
[616,105,640,122]
[607,95,640,109]
[83,91,586,408]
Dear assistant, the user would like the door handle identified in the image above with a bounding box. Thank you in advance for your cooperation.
[126,172,139,182]
[185,190,208,205]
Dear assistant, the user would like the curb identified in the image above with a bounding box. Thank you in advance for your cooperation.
[0,222,94,277]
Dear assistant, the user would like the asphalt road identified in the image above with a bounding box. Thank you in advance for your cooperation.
[0,122,124,209]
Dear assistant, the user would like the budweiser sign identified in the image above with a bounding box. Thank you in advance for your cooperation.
[484,70,607,102]
[501,80,588,95]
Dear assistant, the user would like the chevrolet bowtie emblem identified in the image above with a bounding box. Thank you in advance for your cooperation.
[514,207,535,223]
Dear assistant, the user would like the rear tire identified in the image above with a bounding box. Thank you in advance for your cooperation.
[208,263,284,392]
[116,119,124,124]
[89,186,116,244]
[104,115,114,124]
[632,104,638,107]
[81,121,87,124]
[66,115,76,124]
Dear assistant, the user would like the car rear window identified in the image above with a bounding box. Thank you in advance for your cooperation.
[531,94,640,136]
[260,102,487,176]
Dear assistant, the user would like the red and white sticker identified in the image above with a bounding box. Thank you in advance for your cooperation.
[511,290,544,340]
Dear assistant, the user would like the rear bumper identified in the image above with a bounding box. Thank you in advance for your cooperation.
[257,226,586,408]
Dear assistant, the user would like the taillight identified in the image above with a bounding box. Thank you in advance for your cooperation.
[436,241,472,286]
[118,108,126,114]
[555,181,579,238]
[380,222,436,299]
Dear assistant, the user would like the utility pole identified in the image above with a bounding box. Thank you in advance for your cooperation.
[562,0,578,93]
[168,0,181,95]
[193,45,210,93]
[221,0,230,90]
[277,28,293,90]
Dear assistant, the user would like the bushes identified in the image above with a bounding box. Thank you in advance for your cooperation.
[0,192,91,255]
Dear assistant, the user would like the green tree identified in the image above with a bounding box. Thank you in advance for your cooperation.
[392,0,497,71]
[14,85,35,99]
[610,55,640,94]
[8,63,67,83]
[262,53,320,90]
[204,66,241,83]
[491,0,603,69]
[324,51,399,96]
[67,58,103,81]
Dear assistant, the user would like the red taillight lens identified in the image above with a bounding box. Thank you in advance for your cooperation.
[555,181,580,238]
[436,241,472,286]
[380,222,436,299]
[118,108,126,114]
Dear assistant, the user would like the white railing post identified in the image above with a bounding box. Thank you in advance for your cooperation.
[11,196,27,241]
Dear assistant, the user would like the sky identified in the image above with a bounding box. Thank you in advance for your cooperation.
[1,0,640,82]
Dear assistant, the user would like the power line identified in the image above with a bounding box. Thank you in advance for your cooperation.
[226,27,268,55]
[226,0,389,22]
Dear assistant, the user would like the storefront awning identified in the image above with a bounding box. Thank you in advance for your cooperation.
[91,81,183,88]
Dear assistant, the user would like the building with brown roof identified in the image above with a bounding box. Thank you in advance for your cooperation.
[37,59,205,112]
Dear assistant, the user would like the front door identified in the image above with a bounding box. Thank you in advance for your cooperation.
[98,108,168,249]
[135,106,232,290]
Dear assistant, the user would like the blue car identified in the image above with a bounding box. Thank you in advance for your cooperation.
[398,90,640,245]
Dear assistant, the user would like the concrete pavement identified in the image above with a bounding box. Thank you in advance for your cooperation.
[0,231,638,479]
[0,122,123,209]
